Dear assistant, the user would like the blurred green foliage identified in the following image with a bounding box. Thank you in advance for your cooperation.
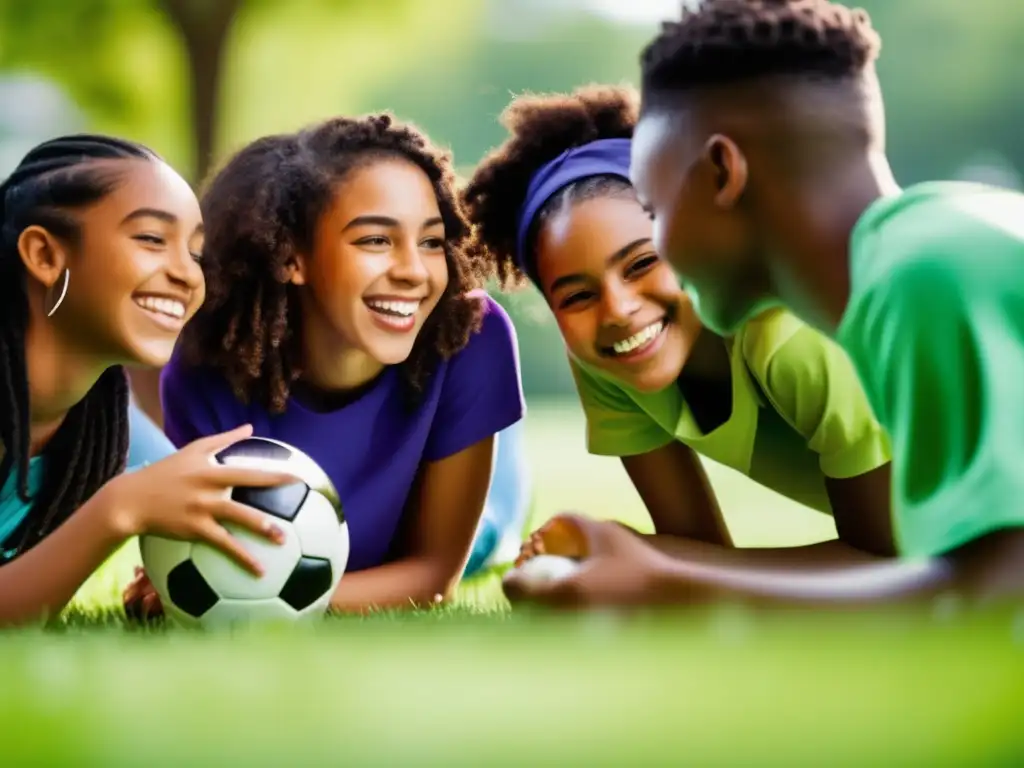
[1,0,1021,396]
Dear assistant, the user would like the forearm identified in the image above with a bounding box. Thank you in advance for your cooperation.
[650,552,951,608]
[642,534,881,567]
[329,557,458,614]
[0,493,125,627]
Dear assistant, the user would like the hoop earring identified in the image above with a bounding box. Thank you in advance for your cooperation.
[46,268,70,318]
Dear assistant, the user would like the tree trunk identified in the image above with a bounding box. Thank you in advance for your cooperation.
[157,0,241,182]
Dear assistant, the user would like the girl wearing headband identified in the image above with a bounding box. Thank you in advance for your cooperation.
[0,135,294,626]
[463,86,895,597]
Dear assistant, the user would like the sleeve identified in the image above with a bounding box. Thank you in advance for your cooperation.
[423,296,526,462]
[159,356,230,449]
[568,359,674,457]
[749,319,891,479]
[125,402,176,471]
[839,254,1024,556]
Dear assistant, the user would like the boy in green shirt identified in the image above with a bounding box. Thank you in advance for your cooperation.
[504,0,1024,608]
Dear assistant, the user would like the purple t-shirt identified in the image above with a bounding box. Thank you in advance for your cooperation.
[160,295,525,572]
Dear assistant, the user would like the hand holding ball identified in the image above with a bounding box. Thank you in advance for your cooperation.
[140,437,349,628]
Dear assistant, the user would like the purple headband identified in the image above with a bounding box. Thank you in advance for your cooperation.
[514,137,632,282]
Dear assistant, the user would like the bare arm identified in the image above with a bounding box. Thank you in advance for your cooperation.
[645,527,1024,608]
[622,441,890,565]
[506,514,1024,610]
[0,489,124,626]
[329,436,496,613]
[622,441,732,547]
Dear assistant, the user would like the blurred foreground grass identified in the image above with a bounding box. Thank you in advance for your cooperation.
[5,400,1022,764]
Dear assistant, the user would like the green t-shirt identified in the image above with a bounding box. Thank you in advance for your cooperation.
[838,181,1024,557]
[571,308,891,515]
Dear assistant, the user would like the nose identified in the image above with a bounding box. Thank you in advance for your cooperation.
[388,242,430,286]
[599,279,641,326]
[167,243,204,291]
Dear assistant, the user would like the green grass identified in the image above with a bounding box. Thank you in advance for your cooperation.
[8,399,1024,765]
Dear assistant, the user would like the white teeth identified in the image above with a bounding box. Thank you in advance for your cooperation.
[367,299,419,317]
[611,321,663,355]
[135,296,185,319]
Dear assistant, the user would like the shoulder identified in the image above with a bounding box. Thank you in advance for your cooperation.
[469,292,518,349]
[160,345,243,412]
[852,182,1024,292]
[446,292,520,371]
[738,307,806,375]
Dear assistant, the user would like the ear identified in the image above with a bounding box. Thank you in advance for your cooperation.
[285,251,308,286]
[17,225,68,289]
[703,134,748,209]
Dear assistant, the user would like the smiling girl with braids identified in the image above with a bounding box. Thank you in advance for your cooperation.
[461,85,898,602]
[0,135,296,626]
[140,114,525,614]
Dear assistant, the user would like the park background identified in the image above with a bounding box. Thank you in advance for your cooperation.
[3,0,1019,547]
[1,1,1022,764]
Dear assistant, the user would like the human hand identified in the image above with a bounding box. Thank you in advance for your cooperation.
[503,514,679,610]
[100,424,295,575]
[123,566,163,621]
[514,514,591,567]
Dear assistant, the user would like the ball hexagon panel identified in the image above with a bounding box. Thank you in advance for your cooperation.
[214,438,343,524]
[191,519,302,600]
[166,559,219,618]
[201,598,299,627]
[293,491,349,564]
[231,481,309,523]
[215,437,291,465]
[139,535,191,604]
[279,556,334,612]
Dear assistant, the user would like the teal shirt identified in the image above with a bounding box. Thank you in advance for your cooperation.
[0,403,174,554]
[838,181,1024,557]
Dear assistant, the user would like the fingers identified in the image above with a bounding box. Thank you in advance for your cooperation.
[185,423,254,454]
[215,500,287,543]
[141,591,163,619]
[197,522,265,576]
[209,465,299,490]
[502,568,582,609]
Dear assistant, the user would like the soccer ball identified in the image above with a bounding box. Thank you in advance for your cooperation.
[140,436,349,628]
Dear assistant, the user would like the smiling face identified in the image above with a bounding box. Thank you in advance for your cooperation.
[291,158,449,370]
[534,193,703,393]
[22,158,206,368]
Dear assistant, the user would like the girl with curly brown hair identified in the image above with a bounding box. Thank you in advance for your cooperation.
[134,114,525,614]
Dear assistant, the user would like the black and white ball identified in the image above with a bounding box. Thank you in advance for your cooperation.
[141,437,349,628]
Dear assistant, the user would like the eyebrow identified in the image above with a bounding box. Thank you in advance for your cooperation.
[121,207,203,237]
[342,215,444,232]
[121,207,177,225]
[547,237,653,294]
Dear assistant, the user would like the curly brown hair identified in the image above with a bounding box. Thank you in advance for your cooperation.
[461,85,639,292]
[180,114,486,413]
[640,0,882,110]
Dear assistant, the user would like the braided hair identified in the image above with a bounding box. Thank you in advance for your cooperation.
[180,113,486,413]
[0,135,155,555]
[461,85,639,291]
[639,0,882,111]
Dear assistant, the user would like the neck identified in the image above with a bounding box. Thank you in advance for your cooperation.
[765,151,900,335]
[23,310,109,457]
[299,315,385,394]
[681,325,732,383]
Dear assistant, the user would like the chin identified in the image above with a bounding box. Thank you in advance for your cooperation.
[122,338,178,369]
[363,339,417,367]
[619,364,680,394]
